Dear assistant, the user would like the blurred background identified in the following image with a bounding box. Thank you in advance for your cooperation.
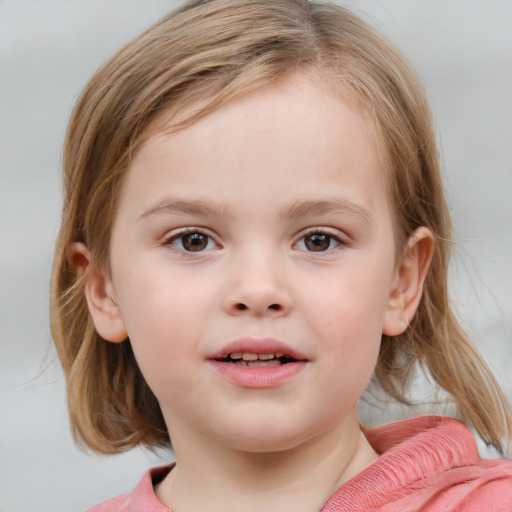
[1,1,511,510]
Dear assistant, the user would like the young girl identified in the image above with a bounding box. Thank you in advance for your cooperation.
[50,1,512,510]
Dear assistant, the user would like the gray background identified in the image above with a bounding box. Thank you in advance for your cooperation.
[1,1,511,511]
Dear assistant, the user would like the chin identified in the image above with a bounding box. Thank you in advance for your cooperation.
[210,419,323,454]
[226,437,307,454]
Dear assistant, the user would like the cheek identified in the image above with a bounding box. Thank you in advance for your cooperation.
[113,270,207,391]
[308,263,393,387]
[322,301,382,381]
[314,264,392,338]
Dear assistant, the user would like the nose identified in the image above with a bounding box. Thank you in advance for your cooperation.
[222,249,292,317]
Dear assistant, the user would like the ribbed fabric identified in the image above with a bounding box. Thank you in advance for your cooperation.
[87,416,512,512]
[322,416,512,511]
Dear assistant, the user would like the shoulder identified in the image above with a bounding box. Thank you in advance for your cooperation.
[85,465,173,512]
[412,457,512,512]
[86,493,130,512]
[323,416,512,511]
[422,456,512,511]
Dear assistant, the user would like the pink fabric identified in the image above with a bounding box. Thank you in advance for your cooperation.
[87,416,512,511]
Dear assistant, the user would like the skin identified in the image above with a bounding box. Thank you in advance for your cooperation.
[74,73,434,512]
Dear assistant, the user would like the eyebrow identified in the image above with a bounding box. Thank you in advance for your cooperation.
[280,199,376,227]
[138,197,375,227]
[138,199,236,221]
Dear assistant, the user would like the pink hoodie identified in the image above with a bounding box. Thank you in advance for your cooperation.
[87,416,512,511]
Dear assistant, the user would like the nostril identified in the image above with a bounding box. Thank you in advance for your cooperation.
[234,303,282,312]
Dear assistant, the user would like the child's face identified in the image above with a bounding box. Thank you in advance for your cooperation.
[95,74,405,452]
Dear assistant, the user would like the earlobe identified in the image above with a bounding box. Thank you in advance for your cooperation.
[383,227,435,336]
[67,242,128,343]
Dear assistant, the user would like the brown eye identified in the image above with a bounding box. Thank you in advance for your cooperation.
[304,233,331,252]
[181,233,209,251]
[168,231,215,252]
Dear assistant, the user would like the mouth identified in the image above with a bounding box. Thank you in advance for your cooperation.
[215,352,300,367]
[210,337,308,366]
[209,338,308,387]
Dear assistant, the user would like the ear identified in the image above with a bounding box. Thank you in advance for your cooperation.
[383,227,434,336]
[67,242,128,343]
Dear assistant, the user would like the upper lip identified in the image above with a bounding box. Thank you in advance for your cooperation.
[209,337,308,361]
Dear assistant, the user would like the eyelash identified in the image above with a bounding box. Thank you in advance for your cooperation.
[294,228,345,253]
[163,227,346,254]
[163,228,218,253]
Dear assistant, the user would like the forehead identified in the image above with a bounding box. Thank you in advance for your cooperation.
[142,70,384,157]
[120,73,389,219]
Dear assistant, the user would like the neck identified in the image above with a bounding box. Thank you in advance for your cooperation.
[156,410,378,512]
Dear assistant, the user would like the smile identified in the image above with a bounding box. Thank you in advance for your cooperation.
[217,352,299,367]
[209,338,308,388]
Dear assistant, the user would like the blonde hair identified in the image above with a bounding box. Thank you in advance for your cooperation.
[51,0,512,454]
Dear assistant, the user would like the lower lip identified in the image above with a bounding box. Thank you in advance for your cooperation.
[209,360,307,388]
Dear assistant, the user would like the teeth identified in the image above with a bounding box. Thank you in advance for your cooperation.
[247,359,281,367]
[225,352,295,362]
[228,352,282,361]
